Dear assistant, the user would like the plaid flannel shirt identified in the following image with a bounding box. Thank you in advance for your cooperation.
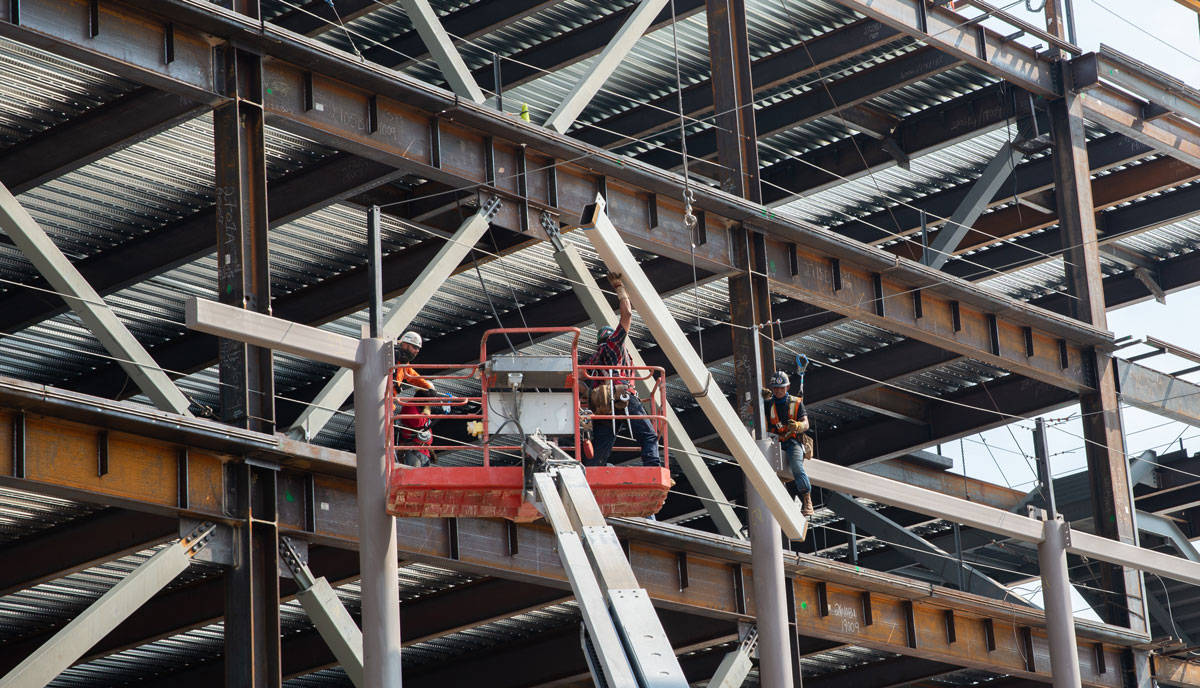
[585,325,634,391]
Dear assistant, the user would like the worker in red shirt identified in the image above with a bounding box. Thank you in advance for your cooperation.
[396,388,436,467]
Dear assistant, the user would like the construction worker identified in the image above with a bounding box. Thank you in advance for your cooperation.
[394,331,435,393]
[766,371,813,516]
[584,272,662,468]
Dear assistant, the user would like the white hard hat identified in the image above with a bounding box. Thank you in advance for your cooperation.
[398,331,423,349]
[768,371,790,388]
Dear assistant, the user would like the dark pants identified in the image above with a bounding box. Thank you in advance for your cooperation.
[783,438,810,496]
[588,396,662,467]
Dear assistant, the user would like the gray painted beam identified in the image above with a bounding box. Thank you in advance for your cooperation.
[824,491,1028,605]
[397,0,486,103]
[1117,359,1200,428]
[550,235,744,538]
[286,205,494,441]
[925,141,1026,269]
[0,182,193,416]
[0,527,211,688]
[544,0,670,133]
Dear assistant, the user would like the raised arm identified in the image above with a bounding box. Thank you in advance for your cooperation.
[608,271,632,333]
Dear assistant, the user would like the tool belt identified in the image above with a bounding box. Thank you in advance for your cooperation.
[588,383,630,416]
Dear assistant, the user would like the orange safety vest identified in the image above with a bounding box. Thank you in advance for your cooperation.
[767,395,804,441]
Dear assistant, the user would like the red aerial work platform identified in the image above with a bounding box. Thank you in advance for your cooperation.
[385,327,671,520]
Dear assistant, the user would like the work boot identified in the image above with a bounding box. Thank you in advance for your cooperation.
[800,491,814,517]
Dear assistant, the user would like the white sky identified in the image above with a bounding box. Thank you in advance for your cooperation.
[877,1,1200,610]
[940,0,1200,492]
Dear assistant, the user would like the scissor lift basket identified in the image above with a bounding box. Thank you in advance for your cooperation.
[384,327,671,521]
[387,465,671,521]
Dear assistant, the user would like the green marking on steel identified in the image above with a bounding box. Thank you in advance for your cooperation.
[800,601,808,610]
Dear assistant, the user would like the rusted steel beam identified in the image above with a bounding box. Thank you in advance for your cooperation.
[831,133,1154,246]
[889,154,1200,264]
[214,46,274,433]
[1156,655,1200,688]
[764,243,1094,392]
[791,579,1119,686]
[0,87,204,195]
[639,46,960,170]
[1051,93,1146,634]
[0,0,1111,394]
[762,83,1020,203]
[0,398,1154,683]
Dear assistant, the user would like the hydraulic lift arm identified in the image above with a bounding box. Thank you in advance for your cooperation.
[525,433,688,688]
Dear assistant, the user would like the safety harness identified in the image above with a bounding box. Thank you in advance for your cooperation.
[767,396,805,442]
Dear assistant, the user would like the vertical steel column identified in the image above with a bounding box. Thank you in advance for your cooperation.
[366,207,383,339]
[214,45,274,434]
[708,0,791,685]
[1039,517,1082,688]
[225,463,282,688]
[219,0,261,17]
[355,337,402,688]
[751,441,791,688]
[1034,416,1081,688]
[1050,88,1147,635]
[706,0,760,202]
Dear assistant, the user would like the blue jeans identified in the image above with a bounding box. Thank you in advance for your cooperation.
[783,438,810,496]
[588,396,662,467]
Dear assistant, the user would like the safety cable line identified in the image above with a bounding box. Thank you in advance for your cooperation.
[9,226,1200,482]
[266,0,1134,293]
[280,0,1099,284]
[3,5,1194,479]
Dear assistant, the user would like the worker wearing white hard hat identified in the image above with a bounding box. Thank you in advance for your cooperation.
[394,331,434,393]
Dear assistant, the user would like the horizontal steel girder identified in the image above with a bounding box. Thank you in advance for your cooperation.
[824,0,1200,169]
[0,399,1149,684]
[0,0,1111,394]
[1116,359,1200,428]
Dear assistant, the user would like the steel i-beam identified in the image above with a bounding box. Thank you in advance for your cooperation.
[396,0,486,103]
[0,181,194,417]
[225,462,282,688]
[582,196,808,540]
[1050,92,1147,634]
[214,45,275,433]
[280,538,365,687]
[0,523,217,688]
[544,0,671,133]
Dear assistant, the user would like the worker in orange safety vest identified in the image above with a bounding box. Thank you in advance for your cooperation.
[765,370,813,517]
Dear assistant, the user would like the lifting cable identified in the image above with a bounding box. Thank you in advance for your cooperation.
[667,0,705,363]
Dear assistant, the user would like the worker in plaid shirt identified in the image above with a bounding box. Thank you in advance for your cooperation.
[584,272,662,468]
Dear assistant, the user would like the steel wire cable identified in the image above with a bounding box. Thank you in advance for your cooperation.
[276,0,1106,284]
[4,230,1200,485]
[1,6,1196,478]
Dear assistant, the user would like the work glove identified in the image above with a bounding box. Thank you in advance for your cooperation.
[761,388,772,401]
[607,271,624,289]
[787,419,808,434]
